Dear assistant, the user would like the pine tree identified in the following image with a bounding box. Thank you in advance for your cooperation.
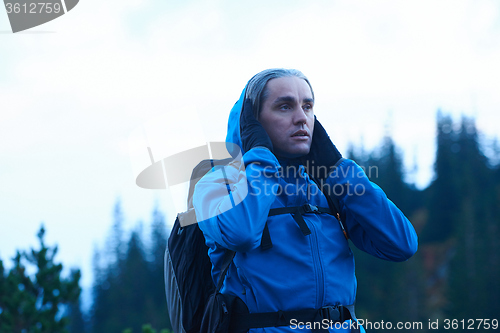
[447,116,498,319]
[117,226,152,332]
[91,200,128,333]
[147,207,171,330]
[0,226,81,333]
[421,112,460,243]
[91,204,172,333]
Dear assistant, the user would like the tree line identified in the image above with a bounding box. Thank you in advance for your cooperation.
[1,111,499,332]
[350,112,499,330]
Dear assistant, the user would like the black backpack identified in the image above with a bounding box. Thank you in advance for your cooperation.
[164,158,235,333]
[164,157,351,333]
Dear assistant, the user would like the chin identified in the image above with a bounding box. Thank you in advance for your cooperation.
[278,146,311,159]
[293,145,311,156]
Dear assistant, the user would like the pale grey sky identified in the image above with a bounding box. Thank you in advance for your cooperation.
[1,0,499,308]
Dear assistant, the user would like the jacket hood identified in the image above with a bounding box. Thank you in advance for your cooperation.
[225,85,247,154]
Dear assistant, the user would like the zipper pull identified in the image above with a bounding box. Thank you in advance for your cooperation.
[222,301,228,314]
[337,213,348,240]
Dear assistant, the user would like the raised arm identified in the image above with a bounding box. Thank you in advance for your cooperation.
[304,117,417,261]
[328,158,418,261]
[194,99,281,252]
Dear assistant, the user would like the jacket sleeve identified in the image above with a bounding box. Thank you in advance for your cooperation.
[193,148,281,252]
[327,158,418,261]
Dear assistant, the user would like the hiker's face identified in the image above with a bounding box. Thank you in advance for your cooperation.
[258,76,314,158]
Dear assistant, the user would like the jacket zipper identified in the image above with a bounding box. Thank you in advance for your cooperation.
[307,219,325,309]
[298,167,325,308]
[221,300,228,314]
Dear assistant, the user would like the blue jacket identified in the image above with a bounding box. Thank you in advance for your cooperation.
[194,87,418,332]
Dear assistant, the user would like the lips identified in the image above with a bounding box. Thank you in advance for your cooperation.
[291,130,309,137]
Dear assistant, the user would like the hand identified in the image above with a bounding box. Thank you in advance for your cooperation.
[240,99,273,153]
[302,116,342,181]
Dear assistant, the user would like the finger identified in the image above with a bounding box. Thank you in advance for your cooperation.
[242,99,255,119]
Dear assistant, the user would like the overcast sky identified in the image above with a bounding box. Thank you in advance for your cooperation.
[1,0,499,309]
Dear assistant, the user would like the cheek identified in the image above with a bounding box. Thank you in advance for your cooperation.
[262,121,287,145]
[307,115,315,131]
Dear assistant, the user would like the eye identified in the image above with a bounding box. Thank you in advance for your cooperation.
[303,104,313,111]
[279,104,291,111]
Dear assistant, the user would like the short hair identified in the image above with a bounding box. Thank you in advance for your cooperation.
[245,68,314,119]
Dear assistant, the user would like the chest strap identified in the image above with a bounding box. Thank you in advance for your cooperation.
[260,204,333,250]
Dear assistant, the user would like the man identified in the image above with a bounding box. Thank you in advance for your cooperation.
[193,69,418,332]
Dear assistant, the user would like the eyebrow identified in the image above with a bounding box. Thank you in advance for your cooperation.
[272,96,314,105]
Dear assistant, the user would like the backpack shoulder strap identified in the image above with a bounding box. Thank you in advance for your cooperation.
[215,250,236,293]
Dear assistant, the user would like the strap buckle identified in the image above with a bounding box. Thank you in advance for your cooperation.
[321,305,340,322]
[303,203,319,213]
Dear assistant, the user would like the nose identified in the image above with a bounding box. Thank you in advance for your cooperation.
[293,106,308,126]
